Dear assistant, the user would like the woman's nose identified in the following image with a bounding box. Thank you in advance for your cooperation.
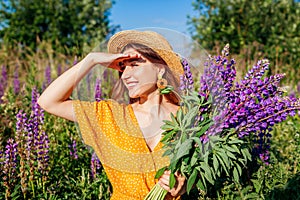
[121,65,132,79]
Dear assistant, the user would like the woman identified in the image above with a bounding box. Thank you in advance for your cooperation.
[38,30,187,199]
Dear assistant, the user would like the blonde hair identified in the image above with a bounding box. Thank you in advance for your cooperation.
[111,43,181,105]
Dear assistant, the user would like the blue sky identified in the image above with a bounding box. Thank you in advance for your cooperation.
[109,0,197,34]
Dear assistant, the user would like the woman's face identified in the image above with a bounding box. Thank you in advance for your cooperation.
[121,48,160,98]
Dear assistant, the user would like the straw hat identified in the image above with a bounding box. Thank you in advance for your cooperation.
[107,30,184,77]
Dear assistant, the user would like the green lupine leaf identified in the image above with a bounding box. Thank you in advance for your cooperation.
[169,157,179,172]
[244,193,260,199]
[161,124,176,130]
[190,137,202,147]
[169,173,176,189]
[162,149,173,157]
[200,171,207,190]
[196,121,213,137]
[196,178,205,191]
[161,130,177,143]
[177,109,183,126]
[218,149,230,168]
[216,154,229,176]
[238,158,247,166]
[190,153,197,167]
[224,145,238,153]
[227,138,244,144]
[185,126,201,133]
[200,162,214,184]
[230,144,241,153]
[182,106,199,128]
[236,162,242,176]
[226,150,236,160]
[213,154,219,173]
[170,112,177,123]
[233,167,239,183]
[175,139,193,160]
[187,168,198,194]
[241,148,252,161]
[155,166,167,179]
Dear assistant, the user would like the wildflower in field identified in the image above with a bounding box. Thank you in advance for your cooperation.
[145,44,300,199]
[3,138,18,199]
[180,58,194,91]
[57,64,62,76]
[42,65,52,90]
[197,46,299,163]
[15,110,29,195]
[0,65,8,103]
[69,139,78,160]
[91,152,101,179]
[13,66,20,95]
[94,78,102,102]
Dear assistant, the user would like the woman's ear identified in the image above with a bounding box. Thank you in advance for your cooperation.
[157,66,166,76]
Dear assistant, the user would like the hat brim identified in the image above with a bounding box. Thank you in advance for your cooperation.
[107,30,184,78]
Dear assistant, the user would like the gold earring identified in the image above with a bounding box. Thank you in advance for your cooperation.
[157,74,168,89]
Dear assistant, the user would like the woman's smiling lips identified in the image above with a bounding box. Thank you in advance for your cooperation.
[126,81,138,88]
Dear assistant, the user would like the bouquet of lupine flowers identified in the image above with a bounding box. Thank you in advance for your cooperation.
[144,44,300,199]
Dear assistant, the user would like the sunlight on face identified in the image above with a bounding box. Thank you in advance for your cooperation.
[121,48,159,98]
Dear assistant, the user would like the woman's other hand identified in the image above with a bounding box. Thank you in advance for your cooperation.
[158,170,186,197]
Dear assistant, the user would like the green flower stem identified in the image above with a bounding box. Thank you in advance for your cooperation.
[144,183,168,200]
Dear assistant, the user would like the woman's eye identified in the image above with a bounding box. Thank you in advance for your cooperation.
[120,66,126,71]
[131,63,138,67]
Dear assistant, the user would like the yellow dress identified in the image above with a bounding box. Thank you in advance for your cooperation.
[73,100,181,200]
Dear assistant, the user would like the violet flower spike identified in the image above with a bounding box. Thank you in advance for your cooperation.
[3,138,18,199]
[180,58,194,91]
[91,152,101,179]
[0,65,8,103]
[13,66,20,95]
[69,139,78,160]
[94,78,102,102]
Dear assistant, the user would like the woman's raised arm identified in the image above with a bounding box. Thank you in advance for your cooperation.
[37,52,130,122]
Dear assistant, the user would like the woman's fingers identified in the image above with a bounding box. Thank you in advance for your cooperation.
[111,53,142,71]
[158,170,186,197]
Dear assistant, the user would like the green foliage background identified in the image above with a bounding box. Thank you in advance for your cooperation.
[0,0,299,199]
[188,0,300,83]
[0,0,119,55]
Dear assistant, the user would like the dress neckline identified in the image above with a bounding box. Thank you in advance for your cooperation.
[127,104,163,152]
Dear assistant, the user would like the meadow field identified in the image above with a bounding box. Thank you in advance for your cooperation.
[0,41,299,200]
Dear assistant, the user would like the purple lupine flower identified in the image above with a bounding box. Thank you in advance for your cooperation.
[36,131,50,176]
[0,149,3,166]
[15,110,28,143]
[91,152,101,179]
[31,87,44,124]
[180,58,194,91]
[94,78,102,102]
[57,64,62,76]
[3,138,18,198]
[42,65,52,90]
[13,66,21,95]
[45,65,52,86]
[244,59,269,80]
[198,44,300,163]
[25,87,47,180]
[69,139,78,160]
[73,56,78,65]
[1,65,8,87]
[0,65,8,103]
[15,110,29,194]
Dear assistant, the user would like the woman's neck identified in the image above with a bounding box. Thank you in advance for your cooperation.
[132,89,177,118]
[135,90,163,113]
